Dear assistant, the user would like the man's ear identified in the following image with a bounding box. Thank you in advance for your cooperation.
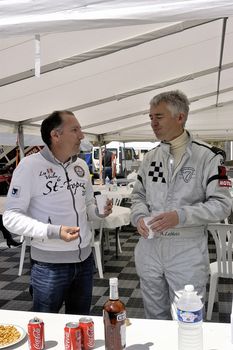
[51,129,60,143]
[178,113,185,124]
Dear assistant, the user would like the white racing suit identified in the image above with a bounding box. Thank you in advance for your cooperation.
[131,134,232,319]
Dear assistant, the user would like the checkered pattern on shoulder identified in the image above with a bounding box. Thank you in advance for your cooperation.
[148,161,166,183]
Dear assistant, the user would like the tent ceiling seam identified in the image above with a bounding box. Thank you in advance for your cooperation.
[20,60,233,126]
[216,17,227,105]
[100,99,233,137]
[0,18,218,89]
[81,85,233,131]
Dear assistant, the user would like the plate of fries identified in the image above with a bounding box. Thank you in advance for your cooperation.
[0,324,26,348]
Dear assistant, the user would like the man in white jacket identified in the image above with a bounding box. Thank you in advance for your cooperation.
[131,90,232,319]
[3,110,112,314]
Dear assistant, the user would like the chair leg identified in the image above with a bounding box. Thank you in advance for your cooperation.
[94,242,103,278]
[104,229,110,250]
[206,274,218,320]
[117,228,122,254]
[18,240,27,276]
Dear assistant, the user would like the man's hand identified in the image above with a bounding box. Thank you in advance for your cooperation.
[96,198,113,218]
[102,198,113,217]
[149,211,179,232]
[136,211,179,238]
[136,217,149,238]
[60,226,80,242]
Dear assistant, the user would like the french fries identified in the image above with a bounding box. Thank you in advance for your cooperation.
[0,325,21,346]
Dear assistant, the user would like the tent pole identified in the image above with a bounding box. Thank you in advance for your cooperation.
[17,124,25,160]
[216,18,227,106]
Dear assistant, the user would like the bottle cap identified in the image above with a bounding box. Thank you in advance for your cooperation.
[184,284,194,292]
[109,277,118,285]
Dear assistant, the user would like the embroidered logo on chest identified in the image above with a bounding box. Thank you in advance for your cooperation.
[148,161,166,183]
[180,167,195,183]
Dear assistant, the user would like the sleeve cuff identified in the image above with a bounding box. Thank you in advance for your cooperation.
[47,224,61,239]
[177,208,186,225]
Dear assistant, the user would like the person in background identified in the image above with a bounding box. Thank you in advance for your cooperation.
[102,148,114,180]
[131,90,232,320]
[3,110,112,314]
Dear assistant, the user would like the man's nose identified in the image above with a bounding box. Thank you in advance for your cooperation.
[79,130,84,140]
[151,118,158,126]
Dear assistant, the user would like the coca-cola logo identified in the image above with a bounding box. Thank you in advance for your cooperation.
[87,326,94,346]
[33,328,42,349]
[64,331,70,349]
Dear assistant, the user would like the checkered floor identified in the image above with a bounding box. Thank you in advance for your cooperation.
[0,227,232,323]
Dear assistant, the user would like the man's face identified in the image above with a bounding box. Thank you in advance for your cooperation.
[55,113,84,157]
[149,102,184,142]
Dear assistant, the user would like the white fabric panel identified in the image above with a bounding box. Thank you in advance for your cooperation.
[1,0,233,37]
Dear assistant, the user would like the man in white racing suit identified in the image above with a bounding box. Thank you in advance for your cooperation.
[131,90,232,319]
[3,110,112,314]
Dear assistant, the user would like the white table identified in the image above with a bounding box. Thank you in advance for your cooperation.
[103,205,131,229]
[93,205,131,258]
[0,309,232,349]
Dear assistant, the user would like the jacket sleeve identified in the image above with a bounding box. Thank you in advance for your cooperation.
[3,158,60,239]
[130,154,151,226]
[177,153,232,226]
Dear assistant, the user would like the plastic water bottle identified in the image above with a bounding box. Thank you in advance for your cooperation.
[105,176,111,190]
[177,284,203,350]
[112,177,118,191]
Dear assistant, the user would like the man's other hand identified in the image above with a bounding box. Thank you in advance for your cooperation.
[60,226,80,242]
[136,217,149,238]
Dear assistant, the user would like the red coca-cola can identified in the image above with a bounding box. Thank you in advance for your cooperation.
[64,322,81,350]
[79,317,95,350]
[28,317,45,350]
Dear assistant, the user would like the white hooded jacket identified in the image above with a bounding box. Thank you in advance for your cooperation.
[3,146,101,263]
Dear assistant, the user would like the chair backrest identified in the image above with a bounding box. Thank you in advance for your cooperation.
[107,193,122,206]
[207,223,233,278]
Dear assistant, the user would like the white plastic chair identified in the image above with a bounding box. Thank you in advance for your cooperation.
[18,236,30,276]
[107,193,122,206]
[206,223,233,320]
[90,219,104,278]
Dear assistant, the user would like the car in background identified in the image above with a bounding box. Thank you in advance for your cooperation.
[92,142,139,178]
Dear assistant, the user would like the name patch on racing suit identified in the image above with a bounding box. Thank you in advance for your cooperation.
[218,166,232,187]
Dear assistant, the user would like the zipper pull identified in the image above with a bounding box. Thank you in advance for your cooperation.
[169,157,174,173]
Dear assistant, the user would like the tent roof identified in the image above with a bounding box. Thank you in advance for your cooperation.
[1,1,233,144]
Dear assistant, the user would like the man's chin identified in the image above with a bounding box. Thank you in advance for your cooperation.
[154,132,162,141]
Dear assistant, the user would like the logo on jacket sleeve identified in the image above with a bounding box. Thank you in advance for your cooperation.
[74,165,85,178]
[11,186,21,197]
[148,161,166,183]
[180,167,195,183]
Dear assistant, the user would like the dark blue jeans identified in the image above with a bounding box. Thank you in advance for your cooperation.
[31,253,94,314]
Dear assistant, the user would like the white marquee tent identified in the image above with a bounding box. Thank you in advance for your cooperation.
[1,0,233,146]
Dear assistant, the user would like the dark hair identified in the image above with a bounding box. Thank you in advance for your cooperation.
[40,110,74,147]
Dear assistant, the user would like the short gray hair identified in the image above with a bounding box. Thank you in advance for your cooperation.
[150,90,190,125]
